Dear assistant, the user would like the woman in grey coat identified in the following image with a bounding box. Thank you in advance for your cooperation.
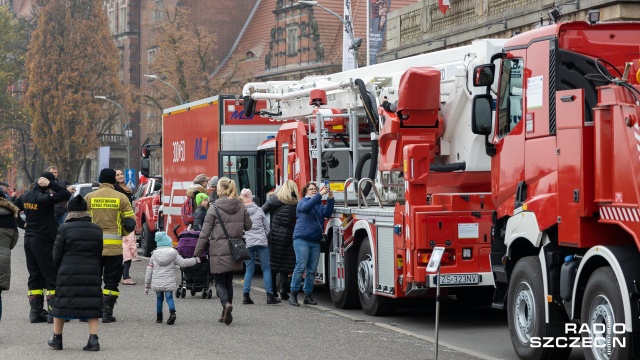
[0,196,19,322]
[195,177,251,325]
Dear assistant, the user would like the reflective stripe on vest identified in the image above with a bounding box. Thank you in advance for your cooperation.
[103,233,122,245]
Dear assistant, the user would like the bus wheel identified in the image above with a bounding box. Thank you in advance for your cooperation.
[357,240,393,316]
[581,266,631,360]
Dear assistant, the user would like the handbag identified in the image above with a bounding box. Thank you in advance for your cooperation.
[213,205,251,262]
[315,213,330,253]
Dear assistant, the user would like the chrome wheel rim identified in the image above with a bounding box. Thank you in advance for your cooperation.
[588,294,615,360]
[358,253,373,299]
[513,281,535,344]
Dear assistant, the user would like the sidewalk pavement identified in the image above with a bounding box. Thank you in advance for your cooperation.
[0,232,484,360]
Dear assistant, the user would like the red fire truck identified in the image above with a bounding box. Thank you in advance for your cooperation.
[470,18,640,360]
[242,39,507,315]
[141,95,291,246]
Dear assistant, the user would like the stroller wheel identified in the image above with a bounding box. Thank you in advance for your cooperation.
[201,289,207,299]
[181,288,187,298]
[175,288,181,298]
[207,288,213,299]
[191,288,197,297]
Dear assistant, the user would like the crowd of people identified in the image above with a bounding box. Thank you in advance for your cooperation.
[0,167,335,351]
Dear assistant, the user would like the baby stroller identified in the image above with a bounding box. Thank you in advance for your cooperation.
[173,225,213,299]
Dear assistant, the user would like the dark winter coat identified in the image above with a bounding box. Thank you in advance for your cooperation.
[0,197,19,291]
[194,197,251,274]
[293,194,335,242]
[53,179,70,217]
[51,214,103,319]
[14,181,71,238]
[192,206,208,231]
[262,195,297,272]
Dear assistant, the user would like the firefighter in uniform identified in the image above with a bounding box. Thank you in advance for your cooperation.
[85,168,136,323]
[14,172,71,323]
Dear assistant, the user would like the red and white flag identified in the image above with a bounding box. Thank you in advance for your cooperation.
[438,0,450,15]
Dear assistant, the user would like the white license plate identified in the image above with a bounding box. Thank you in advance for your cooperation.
[438,274,479,285]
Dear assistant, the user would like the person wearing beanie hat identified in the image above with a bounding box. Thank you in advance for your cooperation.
[48,194,103,351]
[98,169,117,185]
[207,176,219,202]
[240,188,280,305]
[14,171,71,323]
[145,232,199,325]
[84,167,136,323]
[192,193,210,231]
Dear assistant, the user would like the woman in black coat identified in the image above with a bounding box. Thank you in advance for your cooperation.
[261,180,299,300]
[48,195,103,351]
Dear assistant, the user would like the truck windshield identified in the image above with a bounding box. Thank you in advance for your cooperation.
[497,58,524,139]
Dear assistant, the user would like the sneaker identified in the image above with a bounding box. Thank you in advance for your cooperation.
[132,258,141,262]
[122,278,137,285]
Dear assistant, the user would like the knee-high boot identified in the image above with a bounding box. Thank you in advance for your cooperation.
[278,272,290,300]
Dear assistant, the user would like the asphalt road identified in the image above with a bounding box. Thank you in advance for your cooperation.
[1,231,485,360]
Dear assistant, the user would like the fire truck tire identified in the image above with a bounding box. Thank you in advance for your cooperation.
[357,240,394,316]
[141,222,156,257]
[580,266,631,360]
[507,256,570,360]
[329,236,360,309]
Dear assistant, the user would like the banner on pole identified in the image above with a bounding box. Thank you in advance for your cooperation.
[98,146,110,172]
[342,0,356,71]
[368,0,391,65]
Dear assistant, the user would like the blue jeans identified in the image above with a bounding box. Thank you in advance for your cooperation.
[243,246,273,294]
[156,291,175,313]
[290,239,321,295]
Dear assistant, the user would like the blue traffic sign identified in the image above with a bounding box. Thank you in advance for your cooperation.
[125,168,136,189]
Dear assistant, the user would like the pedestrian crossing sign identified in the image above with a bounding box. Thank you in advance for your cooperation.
[125,168,136,189]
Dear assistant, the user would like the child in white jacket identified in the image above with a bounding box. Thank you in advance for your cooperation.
[144,232,199,325]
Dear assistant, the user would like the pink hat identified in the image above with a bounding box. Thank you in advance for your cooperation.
[240,188,253,204]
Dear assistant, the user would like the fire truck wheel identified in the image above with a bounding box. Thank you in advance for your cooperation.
[329,236,360,309]
[141,222,156,257]
[581,266,630,360]
[357,240,394,316]
[507,256,571,360]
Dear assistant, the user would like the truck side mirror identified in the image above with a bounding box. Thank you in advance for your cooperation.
[473,65,495,87]
[141,158,150,177]
[471,94,493,136]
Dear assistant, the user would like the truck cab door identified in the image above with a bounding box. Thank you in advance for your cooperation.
[219,151,267,205]
[492,55,526,210]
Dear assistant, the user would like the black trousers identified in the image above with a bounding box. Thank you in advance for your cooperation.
[24,235,57,292]
[214,272,234,307]
[101,255,123,295]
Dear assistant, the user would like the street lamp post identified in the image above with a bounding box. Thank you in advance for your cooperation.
[144,74,185,104]
[95,96,131,170]
[298,0,362,69]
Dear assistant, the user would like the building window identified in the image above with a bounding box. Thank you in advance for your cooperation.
[287,26,298,56]
[147,48,156,65]
[108,8,116,34]
[153,0,164,22]
[119,3,127,33]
